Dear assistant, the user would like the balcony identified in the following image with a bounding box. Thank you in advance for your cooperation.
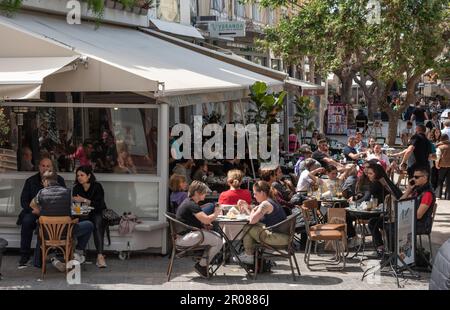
[20,0,150,27]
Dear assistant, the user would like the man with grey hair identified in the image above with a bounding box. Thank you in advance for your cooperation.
[17,158,66,268]
[30,170,94,271]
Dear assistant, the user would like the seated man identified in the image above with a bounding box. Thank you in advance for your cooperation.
[343,137,365,162]
[17,158,66,268]
[312,139,355,179]
[30,171,94,270]
[176,181,223,278]
[369,167,435,256]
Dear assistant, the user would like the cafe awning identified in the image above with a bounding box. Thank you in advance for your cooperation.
[285,78,325,96]
[149,18,204,40]
[0,12,283,105]
[0,56,79,100]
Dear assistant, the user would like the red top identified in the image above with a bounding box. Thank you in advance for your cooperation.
[218,189,252,205]
[420,192,433,207]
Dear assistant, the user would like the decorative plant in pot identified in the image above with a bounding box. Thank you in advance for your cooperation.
[246,81,286,164]
[0,0,23,16]
[293,95,316,145]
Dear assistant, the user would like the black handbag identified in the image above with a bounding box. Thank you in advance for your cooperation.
[102,208,121,246]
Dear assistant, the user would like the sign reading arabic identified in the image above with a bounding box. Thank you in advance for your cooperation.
[208,21,246,38]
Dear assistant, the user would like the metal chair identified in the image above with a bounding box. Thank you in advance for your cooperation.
[38,216,78,278]
[253,213,302,281]
[0,238,7,280]
[301,200,346,270]
[165,212,211,281]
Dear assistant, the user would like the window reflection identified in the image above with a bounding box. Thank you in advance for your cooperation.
[0,106,158,175]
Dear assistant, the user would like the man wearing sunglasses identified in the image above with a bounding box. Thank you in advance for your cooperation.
[400,167,436,236]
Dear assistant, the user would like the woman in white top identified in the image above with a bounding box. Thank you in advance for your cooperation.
[367,143,390,171]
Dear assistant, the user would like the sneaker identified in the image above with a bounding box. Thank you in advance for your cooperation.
[235,253,255,265]
[51,258,66,273]
[96,255,107,268]
[73,252,86,264]
[194,263,209,278]
[18,255,30,269]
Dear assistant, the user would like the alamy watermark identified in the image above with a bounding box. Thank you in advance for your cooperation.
[66,0,82,25]
[170,116,280,167]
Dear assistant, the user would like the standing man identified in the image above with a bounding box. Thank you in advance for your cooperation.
[400,125,432,177]
[435,134,450,200]
[411,103,429,126]
[17,158,66,268]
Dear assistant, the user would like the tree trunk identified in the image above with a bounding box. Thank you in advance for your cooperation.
[386,110,399,145]
[340,75,353,104]
[367,96,378,120]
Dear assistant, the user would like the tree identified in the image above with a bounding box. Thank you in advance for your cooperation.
[257,0,449,144]
[293,95,316,143]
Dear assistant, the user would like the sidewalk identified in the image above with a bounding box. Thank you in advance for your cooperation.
[1,199,448,290]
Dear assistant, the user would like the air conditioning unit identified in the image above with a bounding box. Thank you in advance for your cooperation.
[197,16,218,22]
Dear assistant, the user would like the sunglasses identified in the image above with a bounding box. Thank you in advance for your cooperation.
[413,175,425,179]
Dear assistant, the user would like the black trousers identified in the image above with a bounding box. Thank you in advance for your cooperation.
[368,216,395,251]
[436,167,450,200]
[83,213,105,255]
[20,213,38,257]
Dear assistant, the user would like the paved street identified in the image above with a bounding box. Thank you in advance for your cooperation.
[1,199,448,290]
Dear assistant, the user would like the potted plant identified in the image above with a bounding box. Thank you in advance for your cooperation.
[0,0,23,16]
[293,95,316,144]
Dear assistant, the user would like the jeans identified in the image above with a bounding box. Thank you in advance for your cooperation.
[20,213,38,257]
[201,203,215,215]
[436,167,450,200]
[85,213,105,255]
[33,221,94,268]
[368,217,394,251]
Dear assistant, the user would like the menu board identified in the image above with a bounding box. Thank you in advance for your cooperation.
[327,104,347,135]
[0,148,17,172]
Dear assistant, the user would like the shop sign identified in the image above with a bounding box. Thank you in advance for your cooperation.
[302,88,325,96]
[208,21,246,38]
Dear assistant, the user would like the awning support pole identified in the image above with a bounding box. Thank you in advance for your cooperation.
[239,99,256,180]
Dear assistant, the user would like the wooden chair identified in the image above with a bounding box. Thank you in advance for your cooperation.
[253,213,302,281]
[301,201,346,270]
[165,212,211,281]
[38,216,78,278]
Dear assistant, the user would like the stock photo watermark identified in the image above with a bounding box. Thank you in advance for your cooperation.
[170,116,280,167]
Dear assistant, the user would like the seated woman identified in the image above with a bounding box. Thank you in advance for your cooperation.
[175,181,223,278]
[72,166,108,268]
[260,166,296,214]
[218,169,252,205]
[169,174,189,210]
[191,160,208,182]
[236,181,288,265]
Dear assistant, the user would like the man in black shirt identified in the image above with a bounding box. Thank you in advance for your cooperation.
[176,181,223,278]
[355,109,369,133]
[30,171,94,269]
[343,137,363,162]
[17,158,66,268]
[411,104,429,125]
[400,125,432,177]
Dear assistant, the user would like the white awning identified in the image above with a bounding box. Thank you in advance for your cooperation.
[285,78,325,95]
[0,56,79,99]
[149,18,204,40]
[0,12,283,105]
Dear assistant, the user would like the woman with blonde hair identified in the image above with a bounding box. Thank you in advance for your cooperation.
[218,169,252,205]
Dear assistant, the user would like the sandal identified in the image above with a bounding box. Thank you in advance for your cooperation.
[96,255,107,268]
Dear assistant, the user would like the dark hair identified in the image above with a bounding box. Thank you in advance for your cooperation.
[83,139,94,148]
[416,124,426,133]
[326,166,338,173]
[440,134,449,142]
[414,167,430,178]
[75,165,96,185]
[318,139,328,145]
[253,180,275,199]
[366,162,386,180]
[407,121,413,126]
[259,167,277,182]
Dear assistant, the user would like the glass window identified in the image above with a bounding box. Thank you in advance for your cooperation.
[271,59,281,71]
[0,106,158,175]
[252,3,262,22]
[211,0,224,12]
[253,56,267,67]
[234,0,245,17]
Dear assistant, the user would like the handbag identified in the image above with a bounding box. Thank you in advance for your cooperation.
[102,208,121,246]
[118,212,142,235]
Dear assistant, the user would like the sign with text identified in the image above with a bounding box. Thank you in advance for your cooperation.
[208,21,246,38]
[302,88,325,96]
[396,198,416,267]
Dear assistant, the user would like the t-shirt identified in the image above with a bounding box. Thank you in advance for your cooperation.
[420,192,433,207]
[409,133,431,166]
[312,150,328,169]
[170,191,188,207]
[218,189,252,205]
[343,146,358,161]
[176,198,203,229]
[296,170,313,192]
[413,108,427,123]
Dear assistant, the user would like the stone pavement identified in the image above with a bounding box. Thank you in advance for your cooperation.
[1,199,448,290]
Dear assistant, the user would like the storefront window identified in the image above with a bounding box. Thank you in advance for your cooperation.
[0,105,158,175]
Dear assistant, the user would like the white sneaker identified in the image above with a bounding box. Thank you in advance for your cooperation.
[73,252,86,264]
[51,258,66,273]
[236,253,254,265]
